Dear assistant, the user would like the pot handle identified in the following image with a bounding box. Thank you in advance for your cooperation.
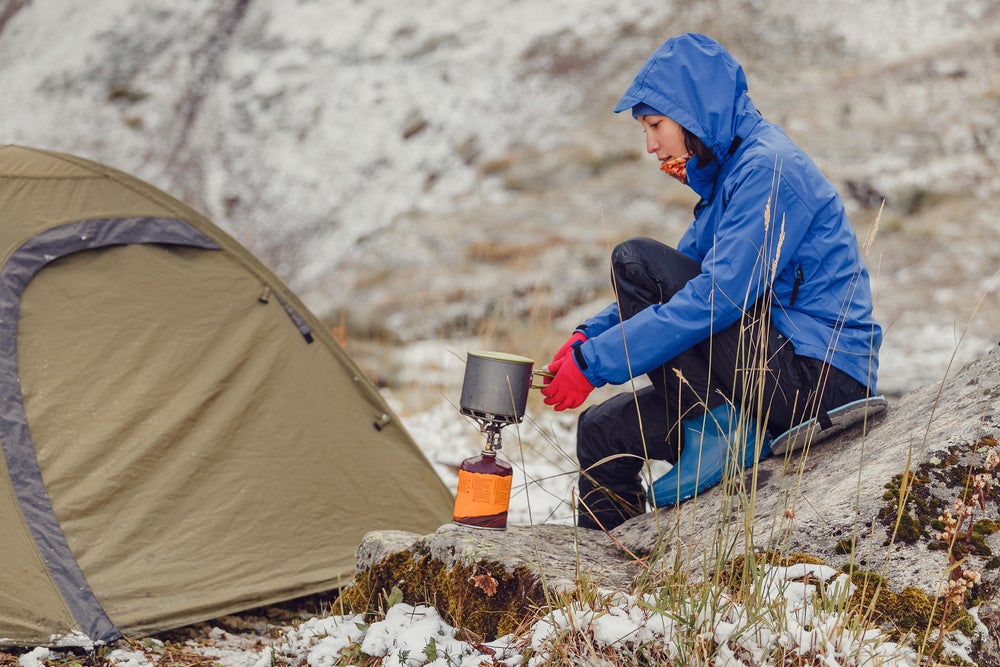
[530,368,554,390]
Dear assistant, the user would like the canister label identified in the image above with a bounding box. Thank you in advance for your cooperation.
[453,469,512,522]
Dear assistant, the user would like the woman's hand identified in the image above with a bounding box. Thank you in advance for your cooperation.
[547,331,588,372]
[540,352,594,411]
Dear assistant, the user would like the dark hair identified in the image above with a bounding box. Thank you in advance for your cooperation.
[683,128,715,165]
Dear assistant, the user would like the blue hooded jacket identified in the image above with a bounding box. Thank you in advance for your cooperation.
[576,33,882,391]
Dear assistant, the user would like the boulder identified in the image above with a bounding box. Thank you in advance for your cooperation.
[614,344,1000,594]
[338,523,636,640]
[339,345,1000,647]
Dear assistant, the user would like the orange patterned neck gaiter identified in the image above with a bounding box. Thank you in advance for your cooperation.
[660,155,691,184]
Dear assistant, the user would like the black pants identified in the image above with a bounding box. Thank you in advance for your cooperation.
[576,237,867,530]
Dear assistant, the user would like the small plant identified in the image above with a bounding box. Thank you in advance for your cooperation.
[916,442,999,662]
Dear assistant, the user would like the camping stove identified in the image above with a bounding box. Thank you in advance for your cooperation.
[459,408,514,453]
[453,351,539,529]
[453,406,515,530]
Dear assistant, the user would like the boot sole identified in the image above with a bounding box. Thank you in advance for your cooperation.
[770,395,888,456]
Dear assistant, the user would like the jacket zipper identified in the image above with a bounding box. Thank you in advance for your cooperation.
[789,266,804,306]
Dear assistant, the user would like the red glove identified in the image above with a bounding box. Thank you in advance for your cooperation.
[547,331,588,375]
[540,351,594,411]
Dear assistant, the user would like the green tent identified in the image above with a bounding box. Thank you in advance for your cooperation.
[0,145,453,647]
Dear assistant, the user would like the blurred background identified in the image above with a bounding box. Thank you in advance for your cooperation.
[3,0,998,418]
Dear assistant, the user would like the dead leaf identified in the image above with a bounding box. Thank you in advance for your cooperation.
[470,572,498,597]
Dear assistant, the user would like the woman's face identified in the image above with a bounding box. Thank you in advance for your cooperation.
[638,114,688,162]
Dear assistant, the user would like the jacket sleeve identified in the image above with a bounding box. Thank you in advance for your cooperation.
[675,224,702,263]
[577,164,815,386]
[579,302,621,337]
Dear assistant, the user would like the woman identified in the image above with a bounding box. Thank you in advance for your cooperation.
[540,33,883,530]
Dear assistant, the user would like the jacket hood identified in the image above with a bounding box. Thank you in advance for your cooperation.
[615,33,758,168]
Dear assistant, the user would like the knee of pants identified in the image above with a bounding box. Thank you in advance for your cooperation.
[575,392,645,469]
[611,236,658,260]
[610,239,699,302]
[577,388,680,470]
[576,405,605,469]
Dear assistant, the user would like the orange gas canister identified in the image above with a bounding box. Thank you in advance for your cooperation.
[452,449,513,529]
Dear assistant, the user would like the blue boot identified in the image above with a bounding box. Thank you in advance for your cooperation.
[648,403,771,508]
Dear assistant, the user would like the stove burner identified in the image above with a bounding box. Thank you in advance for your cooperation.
[460,406,520,451]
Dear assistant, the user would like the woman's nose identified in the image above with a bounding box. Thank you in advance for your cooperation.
[645,134,658,154]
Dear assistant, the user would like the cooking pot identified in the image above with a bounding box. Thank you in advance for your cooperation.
[459,351,549,424]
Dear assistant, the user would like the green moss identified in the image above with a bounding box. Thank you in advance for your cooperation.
[844,569,888,615]
[781,552,827,566]
[721,552,826,596]
[435,561,544,638]
[878,471,933,544]
[844,574,975,660]
[891,587,937,630]
[908,509,996,561]
[973,518,999,535]
[334,551,545,640]
[968,530,994,557]
[877,436,1000,549]
[780,560,978,661]
[895,512,924,544]
[334,551,443,613]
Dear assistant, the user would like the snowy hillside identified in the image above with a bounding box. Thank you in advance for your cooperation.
[2,0,999,402]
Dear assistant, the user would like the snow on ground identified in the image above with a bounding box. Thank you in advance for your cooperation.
[19,564,922,666]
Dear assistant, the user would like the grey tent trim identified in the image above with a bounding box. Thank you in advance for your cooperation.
[259,286,314,342]
[0,217,220,644]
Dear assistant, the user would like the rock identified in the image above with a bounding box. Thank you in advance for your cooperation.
[355,530,422,568]
[612,344,1000,595]
[357,524,633,591]
[342,345,1000,651]
[977,599,1000,667]
[341,523,632,640]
